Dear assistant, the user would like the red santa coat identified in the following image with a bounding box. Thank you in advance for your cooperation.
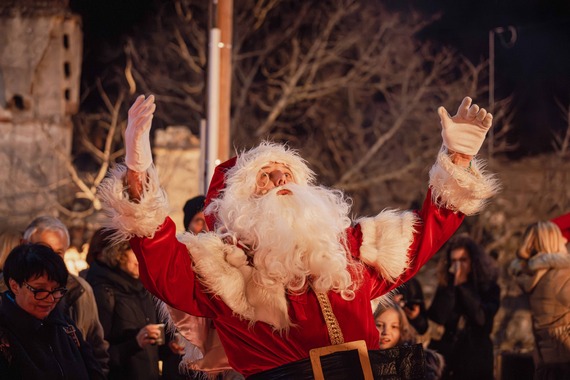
[130,191,461,377]
[100,149,499,377]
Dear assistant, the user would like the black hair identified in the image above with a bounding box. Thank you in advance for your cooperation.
[183,195,206,230]
[3,243,68,289]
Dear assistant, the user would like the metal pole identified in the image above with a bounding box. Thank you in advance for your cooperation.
[206,26,221,191]
[199,118,207,194]
[488,29,495,160]
[488,26,516,162]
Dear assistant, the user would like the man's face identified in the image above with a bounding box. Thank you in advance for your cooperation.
[254,162,295,196]
[28,230,69,259]
[188,211,208,234]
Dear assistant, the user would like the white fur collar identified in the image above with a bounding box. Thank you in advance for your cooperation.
[176,232,291,330]
[512,252,570,292]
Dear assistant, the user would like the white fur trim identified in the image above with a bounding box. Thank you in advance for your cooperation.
[429,148,500,216]
[98,164,170,241]
[357,210,418,283]
[155,299,206,363]
[177,232,291,330]
[370,290,397,314]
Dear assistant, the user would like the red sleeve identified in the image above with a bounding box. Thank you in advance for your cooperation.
[552,212,570,240]
[348,189,464,299]
[130,217,215,318]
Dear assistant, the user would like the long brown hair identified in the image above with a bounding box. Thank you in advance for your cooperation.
[438,234,498,290]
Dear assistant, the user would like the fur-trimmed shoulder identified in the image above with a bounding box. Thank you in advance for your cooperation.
[177,232,291,330]
[429,148,500,216]
[357,209,418,282]
[98,164,170,241]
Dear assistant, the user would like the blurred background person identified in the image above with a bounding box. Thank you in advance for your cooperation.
[0,216,109,373]
[394,276,429,336]
[79,227,107,279]
[0,243,104,379]
[86,229,162,379]
[510,221,570,380]
[0,229,21,273]
[424,349,445,380]
[427,235,500,380]
[183,195,208,234]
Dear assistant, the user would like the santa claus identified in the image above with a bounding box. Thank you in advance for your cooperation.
[99,95,498,379]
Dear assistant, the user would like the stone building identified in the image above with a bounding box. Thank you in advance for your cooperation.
[0,0,82,228]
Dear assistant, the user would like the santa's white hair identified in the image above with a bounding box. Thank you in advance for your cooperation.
[206,142,360,300]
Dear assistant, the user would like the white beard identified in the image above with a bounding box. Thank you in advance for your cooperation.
[210,183,358,300]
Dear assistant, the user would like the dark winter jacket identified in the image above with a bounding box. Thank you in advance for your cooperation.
[428,280,500,380]
[86,260,160,380]
[0,271,110,374]
[0,291,105,379]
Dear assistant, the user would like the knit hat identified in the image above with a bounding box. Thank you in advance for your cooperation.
[183,195,206,231]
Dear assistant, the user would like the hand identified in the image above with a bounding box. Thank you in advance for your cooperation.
[403,304,421,320]
[125,95,156,173]
[168,340,185,355]
[135,324,163,348]
[453,262,469,286]
[439,97,493,156]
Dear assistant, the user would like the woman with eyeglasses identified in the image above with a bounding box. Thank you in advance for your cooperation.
[0,243,105,379]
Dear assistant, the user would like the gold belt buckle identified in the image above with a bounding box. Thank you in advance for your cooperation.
[309,340,373,380]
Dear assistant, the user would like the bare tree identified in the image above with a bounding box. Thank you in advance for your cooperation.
[231,0,504,212]
[70,0,513,219]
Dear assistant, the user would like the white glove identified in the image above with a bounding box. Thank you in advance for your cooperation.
[125,94,156,172]
[439,97,493,156]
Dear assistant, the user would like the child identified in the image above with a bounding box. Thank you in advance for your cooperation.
[373,299,416,349]
[374,299,446,380]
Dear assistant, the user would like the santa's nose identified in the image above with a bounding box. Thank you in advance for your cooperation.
[269,170,288,186]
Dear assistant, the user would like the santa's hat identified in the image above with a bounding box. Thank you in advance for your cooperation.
[204,142,314,230]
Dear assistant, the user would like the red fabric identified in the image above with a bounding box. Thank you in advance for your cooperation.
[204,156,237,231]
[130,190,463,377]
[552,212,570,240]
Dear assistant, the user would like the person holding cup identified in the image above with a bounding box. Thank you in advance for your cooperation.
[85,229,163,380]
[427,234,500,380]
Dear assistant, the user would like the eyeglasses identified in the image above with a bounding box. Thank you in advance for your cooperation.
[23,282,68,301]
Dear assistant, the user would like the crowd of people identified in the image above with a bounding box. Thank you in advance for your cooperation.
[0,93,567,380]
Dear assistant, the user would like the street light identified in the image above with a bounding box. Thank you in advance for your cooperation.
[488,26,517,159]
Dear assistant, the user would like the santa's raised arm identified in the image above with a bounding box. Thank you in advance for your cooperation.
[99,94,498,378]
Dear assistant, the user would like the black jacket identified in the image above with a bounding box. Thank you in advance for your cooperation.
[86,260,160,380]
[0,291,105,380]
[0,272,109,374]
[428,281,500,380]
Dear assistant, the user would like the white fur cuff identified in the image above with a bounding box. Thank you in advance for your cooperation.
[358,210,418,283]
[429,148,500,216]
[98,164,170,241]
